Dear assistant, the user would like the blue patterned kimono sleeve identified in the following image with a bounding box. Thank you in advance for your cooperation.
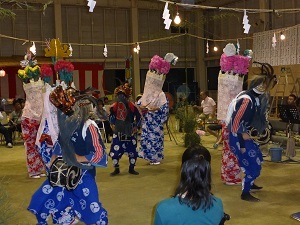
[160,102,169,124]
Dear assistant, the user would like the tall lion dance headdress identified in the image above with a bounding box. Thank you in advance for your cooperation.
[114,82,132,98]
[247,61,277,133]
[249,61,277,93]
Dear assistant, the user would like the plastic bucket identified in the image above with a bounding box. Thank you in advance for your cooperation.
[269,148,283,162]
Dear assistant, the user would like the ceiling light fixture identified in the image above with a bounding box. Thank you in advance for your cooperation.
[174,5,181,25]
[280,31,285,40]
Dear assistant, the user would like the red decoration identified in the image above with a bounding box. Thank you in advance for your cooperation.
[54,60,74,73]
[40,64,53,78]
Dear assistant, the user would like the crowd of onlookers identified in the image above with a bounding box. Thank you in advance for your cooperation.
[0,98,24,148]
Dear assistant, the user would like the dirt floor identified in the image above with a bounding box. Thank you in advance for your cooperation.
[1,118,300,225]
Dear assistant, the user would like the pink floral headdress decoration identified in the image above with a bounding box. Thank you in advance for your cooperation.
[149,53,178,75]
[220,43,251,76]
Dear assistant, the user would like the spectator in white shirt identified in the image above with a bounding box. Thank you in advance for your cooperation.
[194,90,216,122]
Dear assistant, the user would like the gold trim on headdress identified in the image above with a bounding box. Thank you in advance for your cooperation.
[114,83,132,98]
[49,85,77,115]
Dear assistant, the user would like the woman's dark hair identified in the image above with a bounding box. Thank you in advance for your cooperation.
[181,144,211,164]
[175,145,213,211]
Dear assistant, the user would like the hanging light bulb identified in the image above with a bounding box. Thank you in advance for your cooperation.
[174,4,181,25]
[280,31,285,40]
[133,42,140,54]
[174,12,181,25]
[213,46,218,52]
[0,69,6,77]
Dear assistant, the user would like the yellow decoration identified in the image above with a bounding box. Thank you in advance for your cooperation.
[44,39,71,58]
[17,69,27,79]
[125,69,130,79]
[24,66,29,73]
[29,65,40,72]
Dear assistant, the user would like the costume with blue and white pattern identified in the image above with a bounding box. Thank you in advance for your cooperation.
[28,120,108,225]
[139,100,169,163]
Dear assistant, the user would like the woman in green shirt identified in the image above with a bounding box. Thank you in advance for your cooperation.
[153,145,224,225]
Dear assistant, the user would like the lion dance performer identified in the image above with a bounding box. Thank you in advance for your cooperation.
[226,62,277,202]
[218,44,252,185]
[109,83,142,176]
[138,53,177,165]
[28,85,108,224]
[18,50,46,179]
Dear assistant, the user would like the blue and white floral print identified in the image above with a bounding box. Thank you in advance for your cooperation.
[139,102,169,162]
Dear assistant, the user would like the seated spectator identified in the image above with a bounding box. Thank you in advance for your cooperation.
[207,121,223,149]
[9,98,23,133]
[153,145,224,225]
[0,111,13,148]
[287,94,297,106]
[193,90,216,123]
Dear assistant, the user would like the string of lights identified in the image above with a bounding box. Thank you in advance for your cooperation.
[157,0,300,14]
[0,24,295,55]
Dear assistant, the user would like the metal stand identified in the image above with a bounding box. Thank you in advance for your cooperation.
[165,117,178,145]
[278,104,300,163]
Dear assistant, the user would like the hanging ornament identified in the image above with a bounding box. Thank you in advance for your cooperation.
[69,44,73,57]
[272,32,277,49]
[103,44,108,57]
[206,40,209,54]
[162,2,172,30]
[242,10,251,34]
[243,49,253,58]
[44,39,71,58]
[87,0,96,12]
[236,39,240,54]
[30,42,36,55]
[125,56,132,81]
[45,39,51,50]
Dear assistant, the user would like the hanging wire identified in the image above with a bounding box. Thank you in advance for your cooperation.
[157,0,300,14]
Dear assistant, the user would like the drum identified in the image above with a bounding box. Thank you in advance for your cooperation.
[248,123,273,145]
[49,157,82,190]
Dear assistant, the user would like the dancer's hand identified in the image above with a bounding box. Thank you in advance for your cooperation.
[242,132,252,140]
[75,154,88,163]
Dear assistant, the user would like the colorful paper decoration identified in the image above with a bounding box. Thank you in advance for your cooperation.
[44,39,71,58]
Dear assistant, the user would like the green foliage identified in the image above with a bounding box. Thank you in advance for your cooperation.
[183,114,198,133]
[184,132,200,147]
[175,104,201,147]
[0,1,52,19]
